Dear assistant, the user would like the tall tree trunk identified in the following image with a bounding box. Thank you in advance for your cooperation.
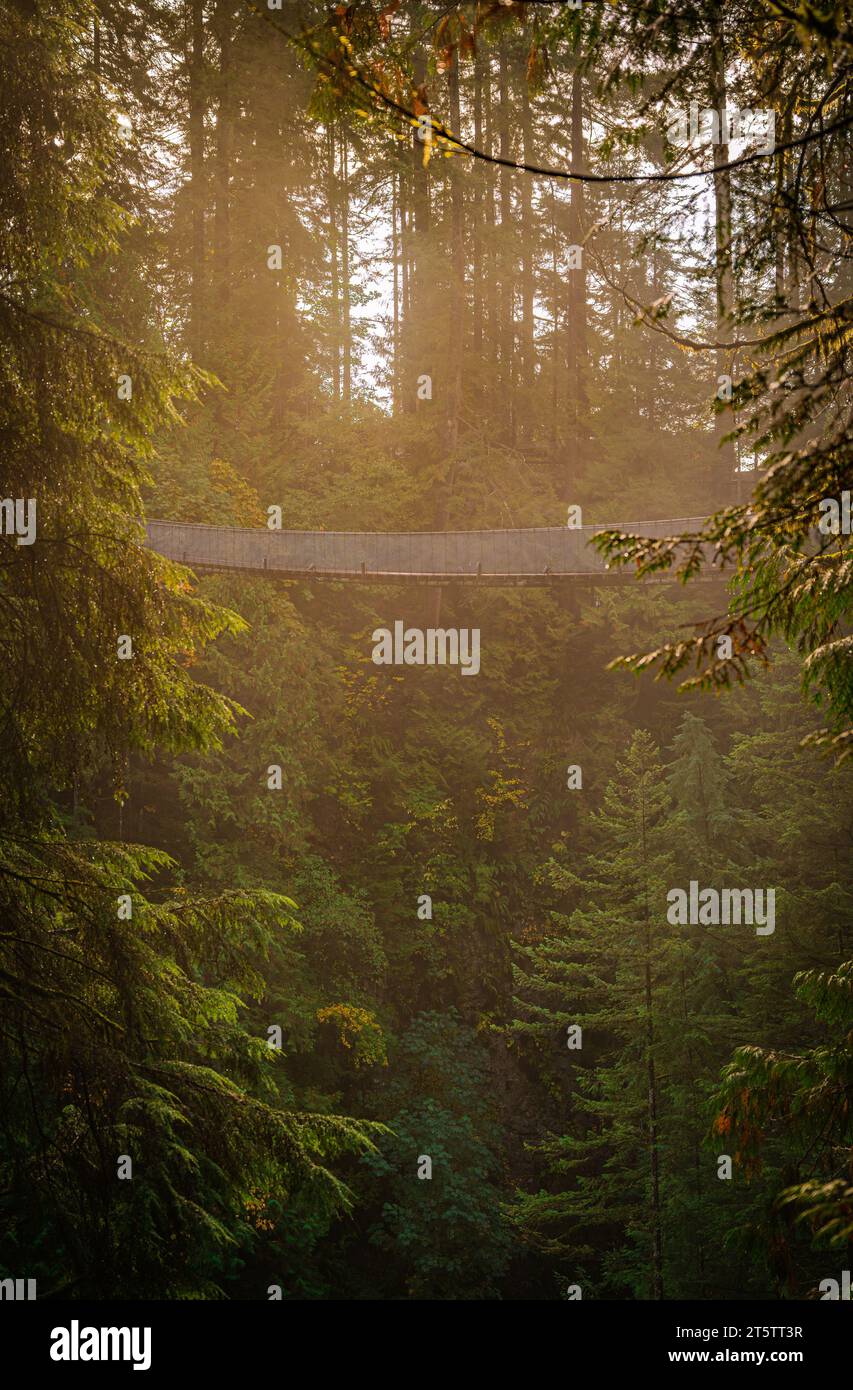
[567,65,588,481]
[710,33,737,504]
[444,54,464,461]
[517,43,535,426]
[400,170,414,413]
[648,232,660,429]
[609,191,623,375]
[188,0,206,362]
[782,105,801,310]
[328,125,340,400]
[409,46,431,413]
[497,39,514,443]
[341,131,352,404]
[392,170,401,415]
[483,53,498,408]
[212,0,234,335]
[549,187,560,449]
[774,107,788,305]
[401,188,411,321]
[472,47,485,358]
[430,53,465,627]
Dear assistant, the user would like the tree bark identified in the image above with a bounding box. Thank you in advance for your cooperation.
[188,0,206,362]
[472,47,485,358]
[328,125,340,400]
[710,33,738,505]
[341,130,352,404]
[409,46,431,413]
[430,55,465,627]
[549,186,560,449]
[483,52,498,402]
[444,54,464,460]
[567,65,588,480]
[497,39,514,442]
[212,0,234,324]
[392,170,401,415]
[517,42,535,423]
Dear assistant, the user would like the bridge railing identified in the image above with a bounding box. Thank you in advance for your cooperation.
[145,518,711,582]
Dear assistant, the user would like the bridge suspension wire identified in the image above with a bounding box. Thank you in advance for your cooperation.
[146,518,714,586]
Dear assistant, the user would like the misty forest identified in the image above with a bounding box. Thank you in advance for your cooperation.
[1,0,851,1302]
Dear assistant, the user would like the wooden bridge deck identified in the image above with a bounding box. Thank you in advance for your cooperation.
[145,518,712,585]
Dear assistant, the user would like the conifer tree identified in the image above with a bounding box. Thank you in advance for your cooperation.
[0,0,376,1299]
[512,731,678,1297]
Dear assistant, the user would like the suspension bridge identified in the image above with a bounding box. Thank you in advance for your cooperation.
[146,517,715,586]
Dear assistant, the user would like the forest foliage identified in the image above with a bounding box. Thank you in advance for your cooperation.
[0,0,851,1299]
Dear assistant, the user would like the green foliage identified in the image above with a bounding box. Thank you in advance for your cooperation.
[715,960,853,1279]
[360,1011,513,1300]
[511,732,679,1296]
[2,0,850,1304]
[0,0,377,1301]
